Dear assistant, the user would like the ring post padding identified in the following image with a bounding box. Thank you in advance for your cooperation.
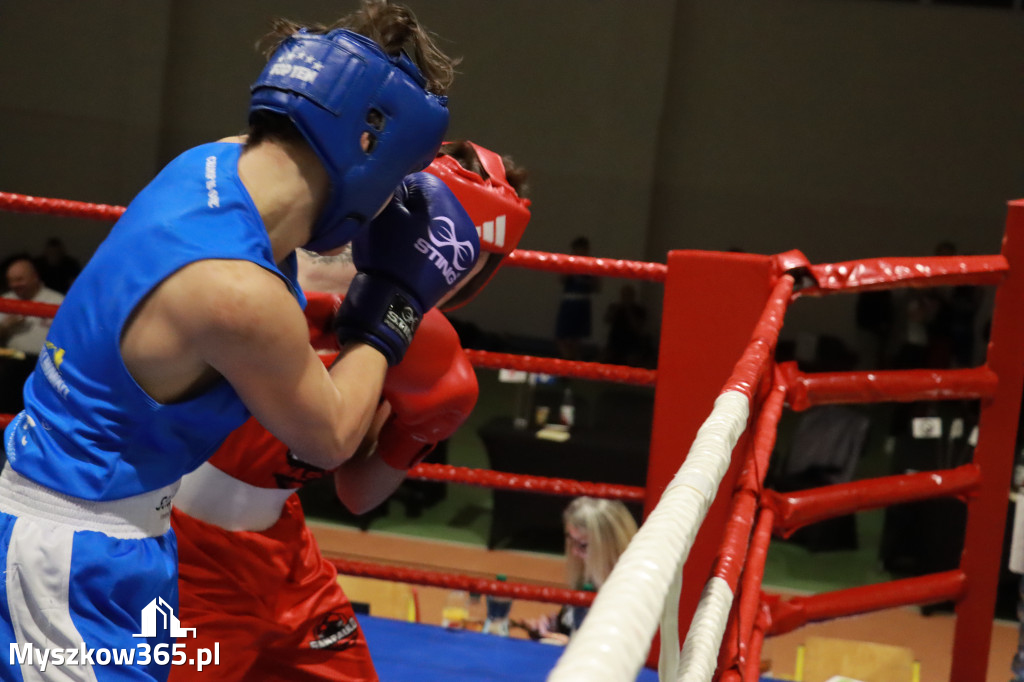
[644,251,776,664]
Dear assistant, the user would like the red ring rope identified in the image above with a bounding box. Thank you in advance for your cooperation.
[803,255,1007,293]
[329,557,595,607]
[0,191,125,221]
[506,249,666,282]
[0,191,665,280]
[464,350,655,386]
[409,463,645,502]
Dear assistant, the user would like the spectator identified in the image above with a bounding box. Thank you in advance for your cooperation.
[603,283,649,366]
[0,256,64,414]
[890,240,952,372]
[524,497,637,644]
[33,237,82,294]
[854,289,893,368]
[891,240,981,371]
[555,236,600,360]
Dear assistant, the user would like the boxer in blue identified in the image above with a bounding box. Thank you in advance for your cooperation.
[0,3,479,680]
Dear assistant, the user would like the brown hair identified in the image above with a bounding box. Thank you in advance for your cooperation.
[257,0,456,95]
[439,140,530,198]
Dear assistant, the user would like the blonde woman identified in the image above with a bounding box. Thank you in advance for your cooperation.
[527,497,638,644]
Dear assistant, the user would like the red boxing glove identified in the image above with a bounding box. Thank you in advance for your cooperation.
[377,308,479,470]
[305,291,344,352]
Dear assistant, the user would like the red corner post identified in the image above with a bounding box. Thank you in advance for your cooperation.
[951,199,1024,681]
[646,251,775,643]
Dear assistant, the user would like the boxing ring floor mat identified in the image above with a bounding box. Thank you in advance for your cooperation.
[360,615,661,681]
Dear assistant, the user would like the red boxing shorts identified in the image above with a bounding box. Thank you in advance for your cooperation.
[169,496,378,682]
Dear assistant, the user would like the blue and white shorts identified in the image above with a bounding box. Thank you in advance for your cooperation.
[0,468,179,682]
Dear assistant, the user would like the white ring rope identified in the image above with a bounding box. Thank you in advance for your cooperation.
[659,568,684,678]
[547,390,750,682]
[675,577,734,682]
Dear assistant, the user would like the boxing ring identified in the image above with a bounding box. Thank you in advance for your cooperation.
[3,190,1024,682]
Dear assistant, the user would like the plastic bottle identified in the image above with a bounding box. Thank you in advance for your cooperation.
[514,373,538,430]
[441,589,470,630]
[482,574,513,636]
[559,387,575,427]
[468,591,485,629]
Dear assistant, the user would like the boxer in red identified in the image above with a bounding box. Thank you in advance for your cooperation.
[169,141,530,682]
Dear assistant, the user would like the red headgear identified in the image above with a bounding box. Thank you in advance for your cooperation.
[425,141,532,310]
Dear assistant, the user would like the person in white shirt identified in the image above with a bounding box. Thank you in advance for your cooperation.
[0,256,64,414]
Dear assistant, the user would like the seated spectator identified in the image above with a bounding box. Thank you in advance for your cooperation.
[524,497,638,644]
[0,256,64,414]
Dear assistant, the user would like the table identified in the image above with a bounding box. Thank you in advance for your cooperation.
[478,414,650,551]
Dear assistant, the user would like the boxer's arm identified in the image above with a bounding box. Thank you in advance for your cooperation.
[332,401,407,514]
[331,310,478,512]
[163,260,386,471]
[333,455,408,514]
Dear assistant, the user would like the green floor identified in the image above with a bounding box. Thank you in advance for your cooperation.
[303,371,912,596]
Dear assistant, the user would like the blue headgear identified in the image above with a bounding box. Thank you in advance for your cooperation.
[250,29,450,252]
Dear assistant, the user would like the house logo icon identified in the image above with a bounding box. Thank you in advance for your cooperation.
[132,597,196,638]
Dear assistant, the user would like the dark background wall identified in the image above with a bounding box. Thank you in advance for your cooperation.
[1,0,1022,349]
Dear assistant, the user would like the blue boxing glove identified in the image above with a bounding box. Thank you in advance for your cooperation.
[334,172,480,365]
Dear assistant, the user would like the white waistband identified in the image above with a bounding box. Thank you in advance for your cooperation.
[174,461,296,532]
[0,468,178,539]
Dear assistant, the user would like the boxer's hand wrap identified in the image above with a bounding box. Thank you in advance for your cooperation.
[377,308,479,470]
[333,173,480,365]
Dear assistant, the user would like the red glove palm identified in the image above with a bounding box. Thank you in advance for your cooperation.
[305,291,344,351]
[377,308,478,470]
